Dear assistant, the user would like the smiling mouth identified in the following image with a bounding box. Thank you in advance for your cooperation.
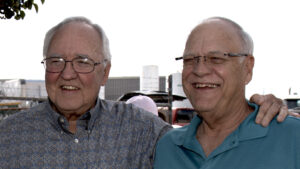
[61,85,79,90]
[193,83,220,88]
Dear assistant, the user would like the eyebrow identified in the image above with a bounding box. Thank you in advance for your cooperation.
[75,54,90,59]
[183,50,222,57]
[207,51,222,55]
[75,54,89,58]
[182,53,195,57]
[47,54,62,58]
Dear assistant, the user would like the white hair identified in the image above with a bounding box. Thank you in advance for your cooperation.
[188,17,254,55]
[43,16,111,65]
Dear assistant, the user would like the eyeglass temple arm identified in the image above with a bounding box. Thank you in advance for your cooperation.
[175,56,184,61]
[227,53,248,57]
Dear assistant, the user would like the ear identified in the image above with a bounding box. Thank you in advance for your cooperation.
[101,62,111,86]
[244,55,254,85]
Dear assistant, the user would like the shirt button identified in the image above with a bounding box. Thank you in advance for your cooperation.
[59,117,65,124]
[74,138,79,143]
[87,130,91,134]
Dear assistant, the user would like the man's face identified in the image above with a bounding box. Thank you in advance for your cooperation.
[182,21,253,114]
[45,22,110,117]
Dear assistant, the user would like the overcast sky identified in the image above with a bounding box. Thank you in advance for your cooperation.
[1,0,300,99]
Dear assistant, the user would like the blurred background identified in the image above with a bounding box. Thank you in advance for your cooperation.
[1,0,300,122]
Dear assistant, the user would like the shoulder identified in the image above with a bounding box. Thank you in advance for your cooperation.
[0,103,47,146]
[154,126,189,167]
[272,115,300,128]
[268,116,300,138]
[104,99,168,124]
[0,102,47,131]
[157,124,189,146]
[100,99,172,134]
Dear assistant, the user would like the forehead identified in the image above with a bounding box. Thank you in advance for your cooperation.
[185,21,243,54]
[47,22,103,58]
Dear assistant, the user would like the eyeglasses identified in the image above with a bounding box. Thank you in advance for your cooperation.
[175,52,248,67]
[41,57,106,73]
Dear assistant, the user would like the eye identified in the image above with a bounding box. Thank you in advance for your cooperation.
[48,58,64,65]
[208,55,227,64]
[183,56,196,65]
[75,58,93,67]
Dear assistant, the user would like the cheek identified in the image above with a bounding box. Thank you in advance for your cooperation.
[45,73,60,100]
[182,68,192,81]
[80,75,97,87]
[45,73,59,88]
[215,65,236,81]
[181,71,190,91]
[79,72,102,91]
[219,66,245,89]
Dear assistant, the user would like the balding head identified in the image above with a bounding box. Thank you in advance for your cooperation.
[43,16,111,66]
[181,17,255,115]
[185,17,253,55]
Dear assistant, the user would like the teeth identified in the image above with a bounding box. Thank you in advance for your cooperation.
[195,83,218,88]
[61,86,79,90]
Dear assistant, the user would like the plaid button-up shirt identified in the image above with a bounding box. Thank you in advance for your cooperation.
[0,99,171,169]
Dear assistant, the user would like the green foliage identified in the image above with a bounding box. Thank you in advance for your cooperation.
[0,0,45,20]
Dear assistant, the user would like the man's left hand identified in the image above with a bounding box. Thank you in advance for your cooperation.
[250,94,288,127]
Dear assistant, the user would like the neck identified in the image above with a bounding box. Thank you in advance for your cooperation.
[69,120,77,134]
[196,101,253,157]
[200,101,251,131]
[63,113,85,134]
[49,99,94,134]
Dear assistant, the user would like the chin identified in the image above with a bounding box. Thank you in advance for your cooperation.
[192,100,217,112]
[53,97,82,109]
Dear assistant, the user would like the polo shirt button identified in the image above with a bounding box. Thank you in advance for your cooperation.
[74,138,79,143]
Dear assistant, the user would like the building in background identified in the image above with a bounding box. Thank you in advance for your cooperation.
[0,77,166,101]
[0,79,47,98]
[140,65,159,91]
[0,75,194,122]
[104,76,166,100]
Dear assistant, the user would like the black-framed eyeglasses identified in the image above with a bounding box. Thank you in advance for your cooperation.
[41,57,106,73]
[175,52,248,67]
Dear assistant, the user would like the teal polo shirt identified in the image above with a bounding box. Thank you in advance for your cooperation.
[154,102,300,169]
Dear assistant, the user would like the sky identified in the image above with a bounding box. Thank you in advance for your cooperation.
[1,0,300,99]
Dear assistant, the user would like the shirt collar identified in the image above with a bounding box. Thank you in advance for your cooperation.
[237,102,269,141]
[45,98,103,132]
[174,101,269,151]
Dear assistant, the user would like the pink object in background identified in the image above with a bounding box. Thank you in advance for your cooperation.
[126,95,158,116]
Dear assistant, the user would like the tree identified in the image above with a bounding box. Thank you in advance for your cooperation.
[0,0,45,20]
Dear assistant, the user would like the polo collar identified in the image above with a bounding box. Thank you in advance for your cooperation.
[174,102,269,158]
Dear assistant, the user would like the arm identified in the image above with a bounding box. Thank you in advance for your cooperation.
[250,94,288,127]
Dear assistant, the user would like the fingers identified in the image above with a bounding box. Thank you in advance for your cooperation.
[252,93,300,127]
[254,97,269,125]
[259,102,281,127]
[288,111,300,118]
[253,94,283,127]
[250,93,264,105]
[276,105,288,122]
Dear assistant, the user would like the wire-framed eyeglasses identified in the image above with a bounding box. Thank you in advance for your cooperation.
[175,52,248,67]
[41,57,106,73]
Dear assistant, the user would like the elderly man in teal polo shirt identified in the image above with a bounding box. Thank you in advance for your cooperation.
[154,17,300,168]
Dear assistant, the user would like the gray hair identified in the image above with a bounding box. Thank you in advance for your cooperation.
[190,17,254,55]
[43,16,111,65]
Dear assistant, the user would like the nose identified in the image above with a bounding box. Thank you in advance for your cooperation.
[192,57,212,77]
[60,61,77,80]
[194,56,208,64]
